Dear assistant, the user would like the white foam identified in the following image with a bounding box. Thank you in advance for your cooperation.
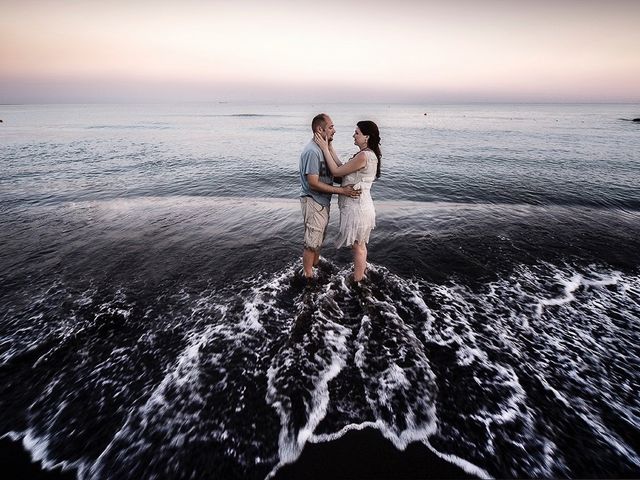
[471,365,527,427]
[240,263,300,332]
[2,429,88,478]
[354,305,438,451]
[584,275,621,287]
[534,271,623,317]
[424,440,493,479]
[4,261,639,479]
[456,345,487,366]
[308,421,380,443]
[242,300,267,332]
[536,375,571,408]
[88,294,240,478]
[266,318,350,478]
[535,274,581,316]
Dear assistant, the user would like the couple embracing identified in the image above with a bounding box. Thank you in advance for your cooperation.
[299,113,382,282]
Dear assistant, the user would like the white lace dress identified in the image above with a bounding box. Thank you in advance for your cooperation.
[336,150,378,248]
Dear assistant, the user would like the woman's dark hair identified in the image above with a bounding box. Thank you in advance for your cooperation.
[357,120,382,178]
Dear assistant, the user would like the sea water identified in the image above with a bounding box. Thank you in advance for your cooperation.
[1,103,639,478]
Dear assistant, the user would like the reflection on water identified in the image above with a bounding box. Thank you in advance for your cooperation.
[2,103,640,209]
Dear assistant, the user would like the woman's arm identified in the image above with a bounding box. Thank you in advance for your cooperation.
[314,133,367,177]
[328,143,343,167]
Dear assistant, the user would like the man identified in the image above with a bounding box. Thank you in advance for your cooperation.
[299,113,359,279]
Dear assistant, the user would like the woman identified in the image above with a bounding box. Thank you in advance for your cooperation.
[314,120,381,282]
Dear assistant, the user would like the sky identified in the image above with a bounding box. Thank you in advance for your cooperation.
[1,0,639,103]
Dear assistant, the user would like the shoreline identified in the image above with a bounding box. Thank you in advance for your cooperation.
[274,427,475,479]
[0,438,76,480]
[1,429,475,480]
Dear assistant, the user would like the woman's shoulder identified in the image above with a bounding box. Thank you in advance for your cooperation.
[362,150,378,162]
[347,151,367,170]
[352,150,377,161]
[349,150,367,163]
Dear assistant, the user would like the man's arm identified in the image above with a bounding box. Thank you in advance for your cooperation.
[307,174,359,197]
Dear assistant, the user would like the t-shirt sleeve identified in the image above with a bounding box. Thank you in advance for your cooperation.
[302,150,321,175]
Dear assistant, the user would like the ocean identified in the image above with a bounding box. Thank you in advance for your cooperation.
[1,103,639,479]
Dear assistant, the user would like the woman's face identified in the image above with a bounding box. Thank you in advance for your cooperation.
[353,127,368,148]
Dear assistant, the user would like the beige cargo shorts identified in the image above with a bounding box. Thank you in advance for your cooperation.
[300,196,330,251]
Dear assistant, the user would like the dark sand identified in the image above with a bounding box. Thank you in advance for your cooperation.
[0,439,75,480]
[2,428,475,479]
[274,427,475,479]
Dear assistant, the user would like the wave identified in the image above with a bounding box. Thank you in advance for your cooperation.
[7,194,640,218]
[85,124,172,130]
[1,260,639,478]
[162,113,289,118]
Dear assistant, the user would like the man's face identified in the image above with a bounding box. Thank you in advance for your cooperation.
[319,116,336,142]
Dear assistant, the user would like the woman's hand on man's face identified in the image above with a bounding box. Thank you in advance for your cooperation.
[314,132,329,150]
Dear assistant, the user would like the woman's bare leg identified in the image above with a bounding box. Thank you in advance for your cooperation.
[352,241,367,281]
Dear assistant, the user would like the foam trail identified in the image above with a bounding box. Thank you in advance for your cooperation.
[309,421,380,443]
[266,278,351,478]
[3,430,88,477]
[88,276,295,479]
[424,440,493,479]
[1,262,639,479]
[88,321,222,479]
[354,275,438,449]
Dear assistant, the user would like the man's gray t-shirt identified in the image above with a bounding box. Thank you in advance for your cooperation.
[299,140,333,206]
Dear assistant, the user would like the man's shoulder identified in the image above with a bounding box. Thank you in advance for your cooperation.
[301,140,322,158]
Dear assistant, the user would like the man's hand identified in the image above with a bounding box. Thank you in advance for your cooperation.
[341,184,361,198]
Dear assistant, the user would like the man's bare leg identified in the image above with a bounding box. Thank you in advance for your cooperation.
[303,247,319,278]
[352,241,367,281]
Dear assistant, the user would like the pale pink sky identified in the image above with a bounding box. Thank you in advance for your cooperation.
[1,0,639,103]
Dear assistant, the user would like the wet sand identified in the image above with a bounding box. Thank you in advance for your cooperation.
[2,430,474,480]
[274,427,475,479]
[0,439,75,480]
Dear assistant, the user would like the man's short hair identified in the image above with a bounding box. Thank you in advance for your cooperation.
[312,113,328,132]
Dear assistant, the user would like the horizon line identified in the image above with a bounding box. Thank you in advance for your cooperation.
[2,100,640,106]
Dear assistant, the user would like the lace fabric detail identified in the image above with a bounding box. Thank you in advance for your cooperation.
[336,151,378,248]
